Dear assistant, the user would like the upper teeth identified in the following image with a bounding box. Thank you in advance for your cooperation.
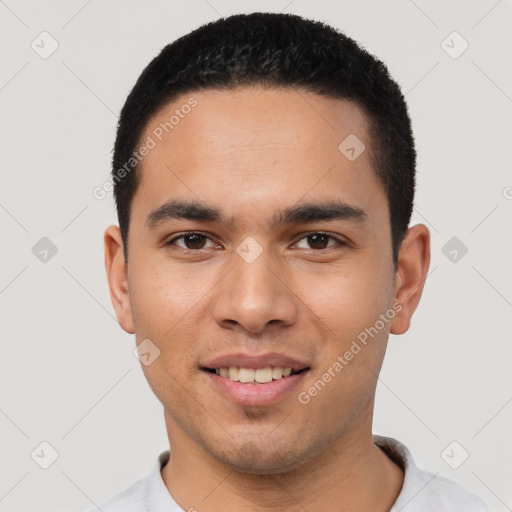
[215,366,293,383]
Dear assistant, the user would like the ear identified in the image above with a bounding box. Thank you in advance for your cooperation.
[390,224,431,335]
[104,225,135,334]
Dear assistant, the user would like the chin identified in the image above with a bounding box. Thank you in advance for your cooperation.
[207,437,316,476]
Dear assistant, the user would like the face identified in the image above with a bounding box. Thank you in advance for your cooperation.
[105,86,429,474]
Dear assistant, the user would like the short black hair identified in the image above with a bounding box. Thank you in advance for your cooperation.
[112,12,416,264]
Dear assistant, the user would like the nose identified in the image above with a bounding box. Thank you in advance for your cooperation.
[211,247,298,334]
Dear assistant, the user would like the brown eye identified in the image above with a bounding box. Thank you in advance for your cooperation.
[295,233,342,250]
[167,233,215,250]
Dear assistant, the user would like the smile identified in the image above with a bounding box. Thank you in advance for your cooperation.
[202,367,310,407]
[205,366,304,383]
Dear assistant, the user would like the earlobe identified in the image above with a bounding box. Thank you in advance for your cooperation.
[389,224,431,335]
[104,225,135,334]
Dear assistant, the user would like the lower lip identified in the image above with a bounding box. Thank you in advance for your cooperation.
[204,370,308,407]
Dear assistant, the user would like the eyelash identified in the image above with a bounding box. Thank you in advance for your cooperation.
[165,232,346,252]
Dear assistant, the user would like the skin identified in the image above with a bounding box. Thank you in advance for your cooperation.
[105,86,430,511]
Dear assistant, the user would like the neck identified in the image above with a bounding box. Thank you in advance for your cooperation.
[161,408,404,512]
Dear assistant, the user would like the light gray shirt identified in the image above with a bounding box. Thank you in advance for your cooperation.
[86,435,489,511]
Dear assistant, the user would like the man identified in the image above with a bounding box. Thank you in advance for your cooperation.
[94,12,488,512]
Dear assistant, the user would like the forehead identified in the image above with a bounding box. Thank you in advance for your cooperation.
[131,86,386,230]
[140,86,372,165]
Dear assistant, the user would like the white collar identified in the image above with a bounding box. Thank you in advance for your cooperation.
[137,435,488,511]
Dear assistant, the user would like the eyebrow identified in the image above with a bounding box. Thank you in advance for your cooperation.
[145,199,367,229]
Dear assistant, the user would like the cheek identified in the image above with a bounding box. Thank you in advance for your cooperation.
[129,263,203,405]
[297,258,392,339]
[128,258,203,334]
[127,262,205,395]
[293,263,392,425]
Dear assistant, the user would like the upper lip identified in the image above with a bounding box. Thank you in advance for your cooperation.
[202,352,310,371]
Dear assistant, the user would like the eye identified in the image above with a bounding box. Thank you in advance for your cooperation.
[294,232,344,250]
[167,233,217,250]
[165,231,346,252]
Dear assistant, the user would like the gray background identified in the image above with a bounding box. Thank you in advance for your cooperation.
[1,0,511,511]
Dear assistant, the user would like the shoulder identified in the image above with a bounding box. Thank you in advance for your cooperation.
[81,450,172,512]
[374,435,490,512]
[408,468,490,511]
[82,476,148,512]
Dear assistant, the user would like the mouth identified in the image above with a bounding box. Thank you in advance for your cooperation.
[201,366,309,383]
[200,352,311,406]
